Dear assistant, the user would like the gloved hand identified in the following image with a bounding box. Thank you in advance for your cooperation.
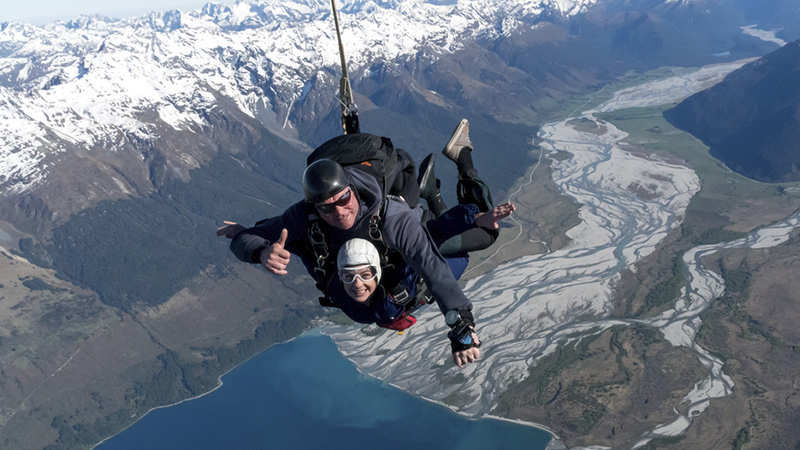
[446,308,481,368]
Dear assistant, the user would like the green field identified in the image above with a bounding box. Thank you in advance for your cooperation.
[598,105,800,239]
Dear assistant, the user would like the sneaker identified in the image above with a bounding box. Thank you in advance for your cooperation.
[417,153,439,201]
[442,118,472,162]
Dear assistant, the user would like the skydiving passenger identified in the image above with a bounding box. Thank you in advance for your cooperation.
[217,119,510,367]
[332,200,514,339]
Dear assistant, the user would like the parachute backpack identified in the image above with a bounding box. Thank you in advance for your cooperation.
[306,133,420,208]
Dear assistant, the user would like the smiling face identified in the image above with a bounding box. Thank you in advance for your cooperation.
[340,265,378,303]
[315,186,358,230]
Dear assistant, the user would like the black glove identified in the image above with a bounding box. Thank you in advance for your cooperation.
[445,308,480,352]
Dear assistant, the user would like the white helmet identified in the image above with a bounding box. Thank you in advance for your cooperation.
[337,238,381,284]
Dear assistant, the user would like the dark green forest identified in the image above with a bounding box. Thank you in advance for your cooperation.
[44,310,310,450]
[49,136,305,309]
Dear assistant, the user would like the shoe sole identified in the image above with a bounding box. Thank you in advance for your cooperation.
[418,153,438,198]
[442,119,469,161]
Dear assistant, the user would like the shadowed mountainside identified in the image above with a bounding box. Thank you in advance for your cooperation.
[664,40,800,182]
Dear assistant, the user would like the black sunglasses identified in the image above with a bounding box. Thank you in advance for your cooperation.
[315,188,352,214]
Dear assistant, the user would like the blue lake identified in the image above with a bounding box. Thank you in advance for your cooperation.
[97,331,551,450]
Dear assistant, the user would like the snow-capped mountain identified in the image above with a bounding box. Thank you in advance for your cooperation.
[0,0,600,199]
[0,0,789,237]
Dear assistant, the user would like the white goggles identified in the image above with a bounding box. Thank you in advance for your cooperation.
[339,265,378,284]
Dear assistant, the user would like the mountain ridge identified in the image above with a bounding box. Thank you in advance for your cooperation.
[664,39,800,182]
[0,0,781,215]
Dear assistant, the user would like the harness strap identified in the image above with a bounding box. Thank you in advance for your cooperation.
[305,205,392,298]
[306,198,422,312]
[367,206,394,271]
[307,217,330,278]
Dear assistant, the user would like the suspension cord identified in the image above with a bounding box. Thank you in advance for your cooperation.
[331,0,360,134]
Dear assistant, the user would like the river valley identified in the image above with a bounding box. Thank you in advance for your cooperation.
[324,59,800,449]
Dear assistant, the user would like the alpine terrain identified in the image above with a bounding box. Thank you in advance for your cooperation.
[1,0,800,448]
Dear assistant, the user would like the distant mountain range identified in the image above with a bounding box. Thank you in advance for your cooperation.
[1,0,791,234]
[664,39,800,182]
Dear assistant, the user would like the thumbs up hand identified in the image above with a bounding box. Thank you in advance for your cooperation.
[261,228,291,275]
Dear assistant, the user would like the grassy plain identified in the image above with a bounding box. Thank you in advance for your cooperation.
[598,105,800,234]
[542,66,702,122]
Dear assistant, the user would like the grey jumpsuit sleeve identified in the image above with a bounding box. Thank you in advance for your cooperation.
[382,201,472,315]
[229,201,309,264]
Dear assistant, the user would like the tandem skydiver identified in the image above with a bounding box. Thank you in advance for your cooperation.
[332,198,513,363]
[217,119,513,367]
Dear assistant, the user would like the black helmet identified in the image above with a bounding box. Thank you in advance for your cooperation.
[303,159,354,204]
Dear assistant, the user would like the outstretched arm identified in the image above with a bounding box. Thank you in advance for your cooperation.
[218,224,293,275]
[216,221,246,238]
[382,203,481,367]
[216,201,308,274]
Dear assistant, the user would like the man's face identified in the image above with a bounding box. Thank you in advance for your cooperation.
[315,186,358,230]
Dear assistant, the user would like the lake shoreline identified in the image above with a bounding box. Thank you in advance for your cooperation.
[91,331,311,449]
[95,329,552,450]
